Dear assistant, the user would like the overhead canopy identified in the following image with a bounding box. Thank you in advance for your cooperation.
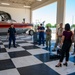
[0,0,57,9]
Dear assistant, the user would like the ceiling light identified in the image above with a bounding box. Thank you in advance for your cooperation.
[1,3,10,5]
[24,6,31,8]
[37,0,42,1]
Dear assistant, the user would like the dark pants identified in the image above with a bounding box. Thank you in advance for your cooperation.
[33,32,37,44]
[9,36,16,47]
[60,40,72,62]
[39,34,44,45]
[74,42,75,52]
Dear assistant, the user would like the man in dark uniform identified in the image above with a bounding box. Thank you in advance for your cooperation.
[38,24,45,46]
[8,24,16,49]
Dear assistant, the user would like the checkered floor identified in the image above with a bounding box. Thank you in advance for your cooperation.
[0,35,75,75]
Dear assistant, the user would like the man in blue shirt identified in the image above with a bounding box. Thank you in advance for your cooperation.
[8,24,16,49]
[38,24,45,46]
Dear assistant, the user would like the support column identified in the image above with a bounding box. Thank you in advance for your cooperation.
[56,0,66,25]
[30,9,32,23]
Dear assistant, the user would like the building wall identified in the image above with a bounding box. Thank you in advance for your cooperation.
[0,6,30,23]
[0,6,31,32]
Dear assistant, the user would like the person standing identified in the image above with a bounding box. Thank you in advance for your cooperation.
[46,26,51,49]
[22,18,25,24]
[38,24,45,46]
[33,25,38,45]
[52,23,63,51]
[55,23,73,67]
[8,24,16,49]
[72,28,75,55]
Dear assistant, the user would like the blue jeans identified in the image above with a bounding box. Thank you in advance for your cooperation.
[39,34,44,45]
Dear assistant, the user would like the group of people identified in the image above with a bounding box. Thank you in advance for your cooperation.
[37,23,51,48]
[38,23,75,67]
[38,23,63,50]
[7,23,75,67]
[55,23,74,67]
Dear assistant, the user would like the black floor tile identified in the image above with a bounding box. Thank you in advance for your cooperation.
[4,44,9,48]
[34,53,59,62]
[8,51,31,58]
[16,41,27,44]
[68,72,75,75]
[17,64,60,75]
[43,45,55,52]
[0,48,6,53]
[0,42,3,45]
[22,45,40,50]
[43,47,52,52]
[4,44,20,48]
[0,59,15,71]
[69,56,75,63]
[0,32,7,35]
[31,42,38,44]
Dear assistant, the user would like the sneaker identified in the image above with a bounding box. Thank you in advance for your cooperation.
[14,46,17,48]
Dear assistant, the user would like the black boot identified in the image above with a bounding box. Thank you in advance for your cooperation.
[63,63,68,66]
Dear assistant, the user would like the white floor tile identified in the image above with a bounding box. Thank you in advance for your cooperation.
[0,53,10,60]
[18,43,33,46]
[16,40,24,42]
[0,45,5,48]
[6,47,25,52]
[12,55,42,68]
[20,37,31,40]
[3,42,9,45]
[27,49,49,55]
[0,69,20,75]
[45,60,75,75]
[3,42,17,45]
[36,45,46,48]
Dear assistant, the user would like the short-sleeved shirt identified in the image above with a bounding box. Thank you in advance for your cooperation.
[46,29,51,36]
[8,27,16,37]
[57,28,63,36]
[63,31,72,41]
[38,26,45,35]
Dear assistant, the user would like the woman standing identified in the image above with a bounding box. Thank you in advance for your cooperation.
[55,23,73,67]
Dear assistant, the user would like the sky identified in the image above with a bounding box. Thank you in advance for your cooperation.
[32,0,75,26]
[65,0,75,25]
